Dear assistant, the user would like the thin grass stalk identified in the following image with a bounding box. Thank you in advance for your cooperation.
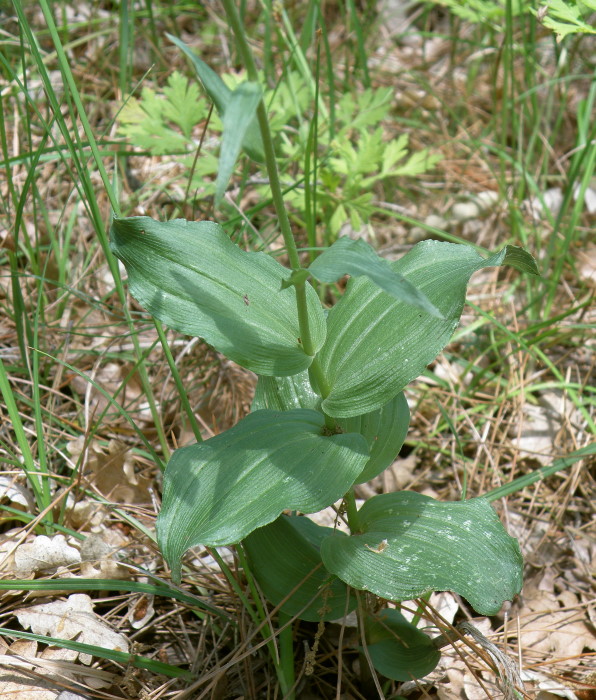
[278,4,329,121]
[0,503,83,539]
[485,444,596,501]
[211,545,294,696]
[320,14,335,143]
[544,66,596,313]
[119,0,132,97]
[0,358,48,512]
[0,627,195,680]
[466,301,595,432]
[304,116,317,262]
[310,38,321,254]
[143,0,159,49]
[34,1,119,215]
[26,0,171,460]
[346,0,371,87]
[235,545,294,698]
[153,319,203,442]
[7,252,32,371]
[262,0,274,81]
[220,0,333,411]
[0,577,228,617]
[436,402,467,499]
[301,0,319,51]
[31,303,52,513]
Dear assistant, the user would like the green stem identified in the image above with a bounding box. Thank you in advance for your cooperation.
[345,488,361,534]
[278,610,296,699]
[220,0,319,364]
[295,283,314,355]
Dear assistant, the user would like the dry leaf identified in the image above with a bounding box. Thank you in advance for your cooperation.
[435,618,518,699]
[64,497,107,530]
[66,437,151,504]
[68,362,152,425]
[510,390,583,465]
[15,593,129,665]
[0,474,35,510]
[519,575,596,658]
[0,639,58,700]
[127,594,155,630]
[14,535,81,577]
[76,533,128,580]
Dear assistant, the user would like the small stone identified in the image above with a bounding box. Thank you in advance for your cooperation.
[409,226,427,242]
[574,183,596,214]
[472,190,499,212]
[452,201,480,221]
[424,214,448,230]
[543,187,564,216]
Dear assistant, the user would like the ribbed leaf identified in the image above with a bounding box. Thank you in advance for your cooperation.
[110,216,325,376]
[343,393,410,483]
[252,371,320,412]
[308,236,442,317]
[243,515,355,622]
[253,372,410,483]
[320,491,523,616]
[319,242,538,418]
[166,33,265,162]
[484,245,539,275]
[216,82,262,205]
[364,608,441,681]
[157,409,369,582]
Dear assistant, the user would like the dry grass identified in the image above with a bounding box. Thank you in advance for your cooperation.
[0,2,594,698]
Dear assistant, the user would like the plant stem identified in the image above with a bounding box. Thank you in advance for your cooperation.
[220,0,319,361]
[345,488,361,534]
[278,610,297,699]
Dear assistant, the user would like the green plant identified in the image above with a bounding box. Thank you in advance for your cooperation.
[281,88,442,239]
[535,0,596,38]
[4,0,594,695]
[108,4,542,695]
[422,0,596,35]
[118,40,439,241]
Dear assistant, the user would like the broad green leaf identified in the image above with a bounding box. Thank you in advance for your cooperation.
[243,515,355,622]
[344,392,410,483]
[307,237,442,317]
[319,242,539,418]
[216,82,262,206]
[364,608,441,681]
[320,491,523,616]
[253,372,410,483]
[252,370,321,413]
[167,33,265,161]
[110,216,326,376]
[157,409,369,582]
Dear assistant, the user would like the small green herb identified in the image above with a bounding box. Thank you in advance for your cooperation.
[109,11,540,692]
